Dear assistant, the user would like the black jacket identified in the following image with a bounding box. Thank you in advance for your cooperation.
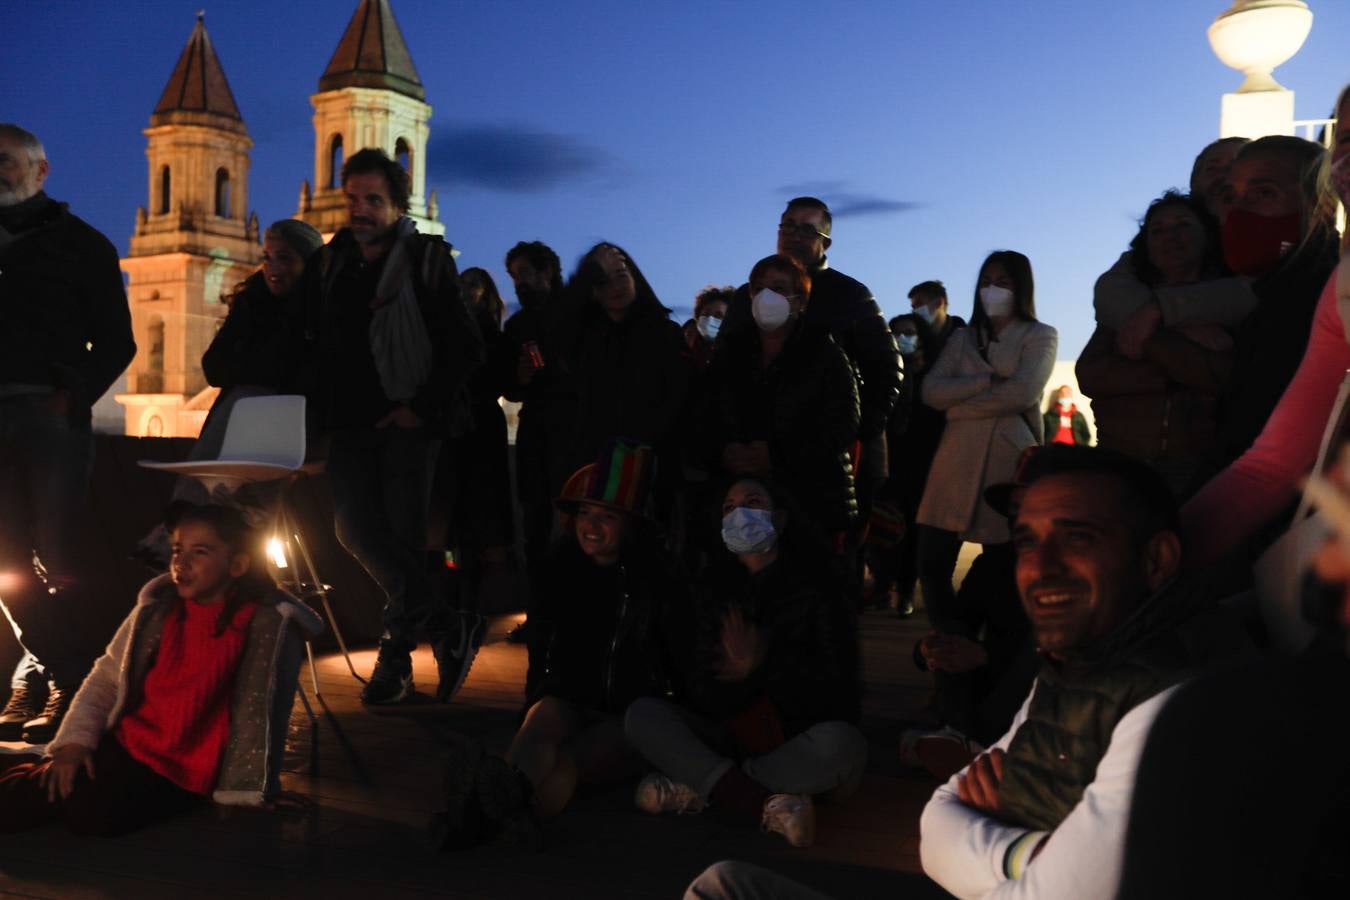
[304,226,484,435]
[528,538,691,714]
[1217,237,1340,466]
[0,192,134,423]
[202,272,305,392]
[687,550,861,735]
[723,260,901,440]
[567,301,689,471]
[702,321,860,531]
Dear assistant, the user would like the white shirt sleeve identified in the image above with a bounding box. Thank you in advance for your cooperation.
[920,684,1179,900]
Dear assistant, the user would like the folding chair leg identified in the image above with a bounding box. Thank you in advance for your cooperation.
[289,523,365,685]
[305,639,322,697]
[295,669,317,723]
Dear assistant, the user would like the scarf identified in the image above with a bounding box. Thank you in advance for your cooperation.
[368,217,433,403]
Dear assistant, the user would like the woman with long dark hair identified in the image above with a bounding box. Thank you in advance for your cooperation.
[915,250,1057,634]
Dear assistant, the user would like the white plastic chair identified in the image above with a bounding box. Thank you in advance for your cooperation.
[140,394,307,492]
[139,394,362,698]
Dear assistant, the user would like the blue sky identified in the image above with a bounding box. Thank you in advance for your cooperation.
[7,0,1348,358]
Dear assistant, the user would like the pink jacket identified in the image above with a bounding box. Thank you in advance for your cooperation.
[1182,266,1346,565]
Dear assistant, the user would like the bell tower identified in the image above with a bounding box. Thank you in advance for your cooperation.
[297,0,443,238]
[117,13,260,438]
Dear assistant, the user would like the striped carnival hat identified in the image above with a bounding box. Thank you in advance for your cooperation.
[555,439,655,519]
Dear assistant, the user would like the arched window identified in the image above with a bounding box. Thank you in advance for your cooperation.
[158,166,171,214]
[395,137,411,179]
[329,134,344,188]
[143,316,165,394]
[214,168,230,217]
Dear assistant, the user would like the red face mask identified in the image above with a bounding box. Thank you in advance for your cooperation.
[1221,207,1301,277]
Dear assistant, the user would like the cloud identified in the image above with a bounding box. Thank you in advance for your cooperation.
[427,123,610,192]
[776,182,922,219]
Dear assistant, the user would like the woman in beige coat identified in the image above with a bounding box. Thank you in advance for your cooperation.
[915,250,1057,633]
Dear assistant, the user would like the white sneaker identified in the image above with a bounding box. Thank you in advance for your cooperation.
[634,773,705,815]
[761,793,814,848]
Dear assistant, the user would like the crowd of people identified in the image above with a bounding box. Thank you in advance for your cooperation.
[0,87,1348,898]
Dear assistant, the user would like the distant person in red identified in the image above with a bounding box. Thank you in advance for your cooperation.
[0,504,321,836]
[1042,385,1091,446]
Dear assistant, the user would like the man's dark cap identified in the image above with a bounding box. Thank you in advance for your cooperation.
[984,444,1179,531]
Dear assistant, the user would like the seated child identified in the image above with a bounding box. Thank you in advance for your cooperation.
[0,503,322,835]
[434,441,689,849]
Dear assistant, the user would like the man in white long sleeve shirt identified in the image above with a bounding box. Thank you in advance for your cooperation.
[920,444,1247,899]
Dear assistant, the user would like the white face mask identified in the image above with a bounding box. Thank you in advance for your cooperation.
[913,304,937,325]
[1058,397,1072,410]
[979,285,1015,319]
[696,315,722,342]
[896,333,919,355]
[752,288,792,331]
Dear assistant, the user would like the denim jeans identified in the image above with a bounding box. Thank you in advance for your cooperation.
[326,425,442,656]
[0,394,95,687]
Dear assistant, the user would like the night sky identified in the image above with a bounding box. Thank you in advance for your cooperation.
[8,0,1349,359]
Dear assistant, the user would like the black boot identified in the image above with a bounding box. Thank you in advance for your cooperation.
[22,682,74,744]
[0,680,45,742]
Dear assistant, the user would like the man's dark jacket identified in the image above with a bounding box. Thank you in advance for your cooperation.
[0,192,134,423]
[304,226,483,435]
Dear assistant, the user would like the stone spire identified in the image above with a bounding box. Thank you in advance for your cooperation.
[152,13,245,132]
[319,0,425,101]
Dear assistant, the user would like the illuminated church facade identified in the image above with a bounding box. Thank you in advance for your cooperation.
[114,0,442,437]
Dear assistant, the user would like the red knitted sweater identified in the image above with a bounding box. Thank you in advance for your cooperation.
[113,598,256,795]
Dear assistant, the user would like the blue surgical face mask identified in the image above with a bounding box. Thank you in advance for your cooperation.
[897,334,919,355]
[914,304,937,325]
[721,506,778,555]
[696,314,722,342]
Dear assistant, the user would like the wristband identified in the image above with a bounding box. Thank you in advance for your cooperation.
[1003,829,1048,880]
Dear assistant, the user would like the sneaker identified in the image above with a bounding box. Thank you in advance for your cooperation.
[0,681,45,742]
[761,793,814,848]
[432,613,488,703]
[22,683,74,744]
[505,618,530,645]
[360,652,414,705]
[634,773,704,815]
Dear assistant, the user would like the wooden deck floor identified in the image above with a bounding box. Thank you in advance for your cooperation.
[0,608,954,900]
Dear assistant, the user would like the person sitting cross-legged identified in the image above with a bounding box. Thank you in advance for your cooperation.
[432,440,689,850]
[623,476,866,848]
[0,503,322,835]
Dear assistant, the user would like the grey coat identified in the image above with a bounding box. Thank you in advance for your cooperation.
[50,574,323,806]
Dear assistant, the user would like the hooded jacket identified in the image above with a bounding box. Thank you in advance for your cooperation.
[51,574,323,806]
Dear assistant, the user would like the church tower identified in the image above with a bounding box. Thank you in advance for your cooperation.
[297,0,443,237]
[117,14,260,438]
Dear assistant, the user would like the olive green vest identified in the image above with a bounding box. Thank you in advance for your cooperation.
[998,588,1247,833]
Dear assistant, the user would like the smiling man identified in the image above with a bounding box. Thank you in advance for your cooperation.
[919,444,1246,899]
[306,148,484,706]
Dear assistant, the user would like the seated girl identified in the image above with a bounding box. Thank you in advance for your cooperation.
[433,440,689,849]
[0,503,322,835]
[623,476,866,848]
